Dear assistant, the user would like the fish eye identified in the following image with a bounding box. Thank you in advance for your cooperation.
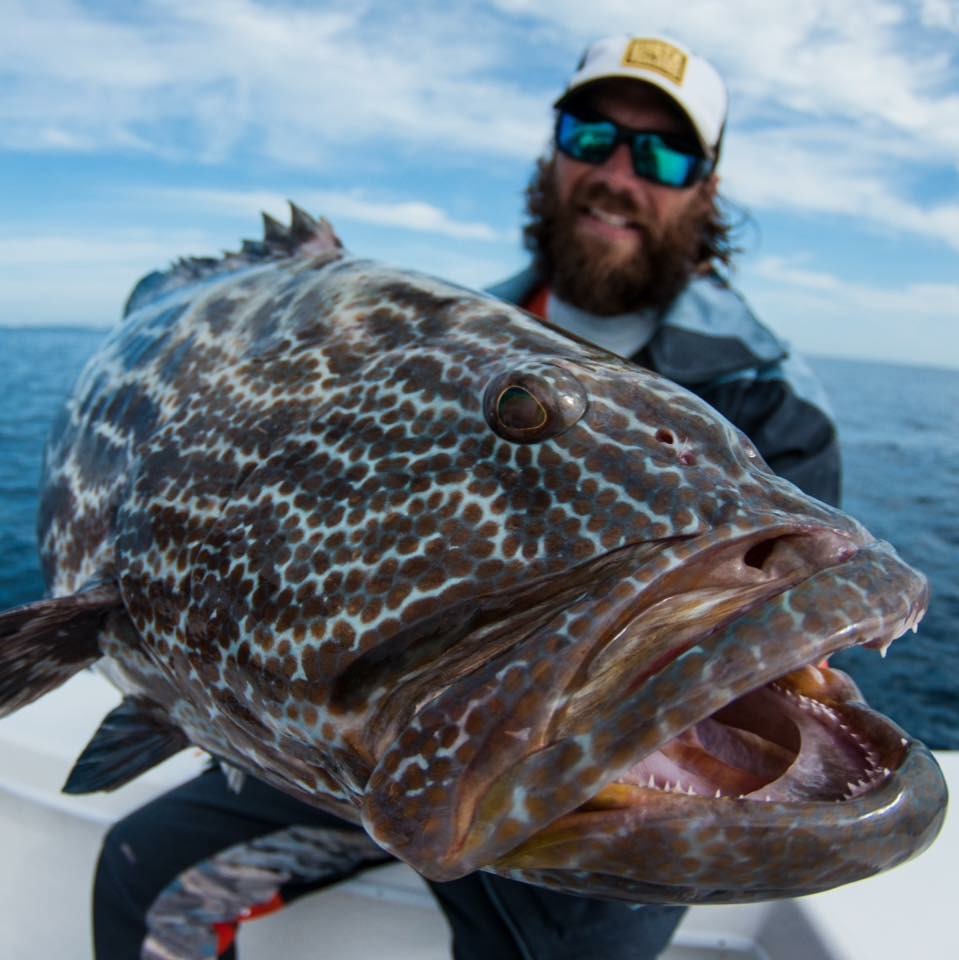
[483,365,587,444]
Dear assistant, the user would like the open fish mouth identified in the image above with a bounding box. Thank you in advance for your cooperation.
[608,666,897,804]
[364,524,946,902]
[484,530,947,902]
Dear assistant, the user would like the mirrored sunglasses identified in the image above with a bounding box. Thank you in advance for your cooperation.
[555,110,714,189]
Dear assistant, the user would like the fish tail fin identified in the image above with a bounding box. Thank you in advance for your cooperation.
[0,579,119,718]
[63,696,188,794]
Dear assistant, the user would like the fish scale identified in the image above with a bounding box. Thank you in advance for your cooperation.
[0,203,946,905]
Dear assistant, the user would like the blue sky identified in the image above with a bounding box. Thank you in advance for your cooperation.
[2,0,958,368]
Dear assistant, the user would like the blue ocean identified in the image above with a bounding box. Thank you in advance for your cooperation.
[0,327,956,749]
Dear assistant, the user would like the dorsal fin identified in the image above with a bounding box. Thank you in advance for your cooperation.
[261,211,290,246]
[290,202,321,240]
[0,579,118,718]
[123,203,344,315]
[63,696,189,794]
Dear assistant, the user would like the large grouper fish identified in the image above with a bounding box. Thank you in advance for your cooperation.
[0,205,947,905]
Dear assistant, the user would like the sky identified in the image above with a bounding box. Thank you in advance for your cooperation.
[2,0,958,369]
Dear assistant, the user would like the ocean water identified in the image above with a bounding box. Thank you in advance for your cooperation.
[0,327,956,749]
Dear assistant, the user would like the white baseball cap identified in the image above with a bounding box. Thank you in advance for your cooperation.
[555,35,728,159]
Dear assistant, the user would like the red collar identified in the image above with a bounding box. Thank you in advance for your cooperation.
[523,284,549,320]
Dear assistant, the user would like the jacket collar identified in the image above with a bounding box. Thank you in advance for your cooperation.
[487,265,788,385]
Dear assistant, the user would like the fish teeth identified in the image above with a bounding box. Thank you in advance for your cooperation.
[639,774,706,798]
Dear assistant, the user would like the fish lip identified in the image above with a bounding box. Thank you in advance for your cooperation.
[563,522,870,705]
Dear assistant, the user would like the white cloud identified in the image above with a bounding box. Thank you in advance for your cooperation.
[743,255,959,368]
[0,233,194,327]
[753,255,959,315]
[488,0,959,148]
[920,0,959,30]
[149,187,506,241]
[0,232,210,266]
[0,0,550,165]
[0,185,515,330]
[4,2,957,188]
[722,127,959,252]
[3,0,958,357]
[486,0,959,250]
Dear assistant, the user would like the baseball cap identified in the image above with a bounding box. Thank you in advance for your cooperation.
[555,35,728,159]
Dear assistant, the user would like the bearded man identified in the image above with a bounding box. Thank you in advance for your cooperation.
[491,34,840,505]
[92,34,839,960]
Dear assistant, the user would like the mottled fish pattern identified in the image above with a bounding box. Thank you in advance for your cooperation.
[0,206,946,905]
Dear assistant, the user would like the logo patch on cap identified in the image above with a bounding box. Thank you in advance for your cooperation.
[622,38,688,85]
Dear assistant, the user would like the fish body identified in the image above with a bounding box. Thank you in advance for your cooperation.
[0,206,946,904]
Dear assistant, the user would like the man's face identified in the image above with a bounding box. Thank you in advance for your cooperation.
[528,80,719,316]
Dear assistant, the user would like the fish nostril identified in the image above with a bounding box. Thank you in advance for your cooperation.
[744,539,778,571]
[741,532,858,578]
[656,429,675,444]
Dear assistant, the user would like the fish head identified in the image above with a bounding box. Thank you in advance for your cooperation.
[342,326,943,902]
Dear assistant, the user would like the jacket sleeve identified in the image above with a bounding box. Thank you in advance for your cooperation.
[695,369,842,508]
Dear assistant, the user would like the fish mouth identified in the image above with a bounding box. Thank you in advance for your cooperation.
[489,672,948,903]
[486,531,947,902]
[364,526,947,902]
[606,666,896,805]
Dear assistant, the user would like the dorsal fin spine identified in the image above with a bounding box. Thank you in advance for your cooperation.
[124,207,344,315]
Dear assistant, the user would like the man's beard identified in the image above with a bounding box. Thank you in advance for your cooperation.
[524,157,714,316]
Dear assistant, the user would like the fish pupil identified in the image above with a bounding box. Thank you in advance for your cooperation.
[497,386,548,431]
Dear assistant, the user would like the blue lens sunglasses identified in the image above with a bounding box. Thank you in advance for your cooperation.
[555,110,714,189]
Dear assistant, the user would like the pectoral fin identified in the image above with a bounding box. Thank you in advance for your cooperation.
[0,579,119,718]
[63,696,189,794]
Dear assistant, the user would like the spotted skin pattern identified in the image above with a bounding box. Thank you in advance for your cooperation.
[26,208,946,904]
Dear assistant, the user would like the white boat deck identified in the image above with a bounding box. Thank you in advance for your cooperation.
[1,673,954,959]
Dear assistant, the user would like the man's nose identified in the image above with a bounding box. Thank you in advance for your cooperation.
[594,142,642,188]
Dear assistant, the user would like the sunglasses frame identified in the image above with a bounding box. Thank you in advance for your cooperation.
[555,109,714,189]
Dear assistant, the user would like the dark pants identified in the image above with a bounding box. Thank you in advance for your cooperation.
[94,765,685,959]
